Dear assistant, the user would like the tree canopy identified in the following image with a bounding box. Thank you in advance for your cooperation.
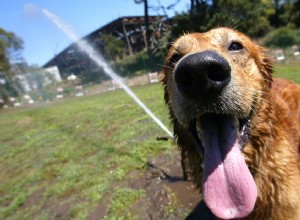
[0,28,23,76]
[0,28,23,104]
[100,34,126,61]
[170,0,300,38]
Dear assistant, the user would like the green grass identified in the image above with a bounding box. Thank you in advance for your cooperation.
[274,61,300,83]
[108,188,145,220]
[0,83,172,219]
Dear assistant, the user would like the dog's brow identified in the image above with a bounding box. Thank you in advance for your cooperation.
[173,48,180,53]
[175,45,189,54]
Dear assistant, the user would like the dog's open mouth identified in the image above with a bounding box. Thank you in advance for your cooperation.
[189,114,257,219]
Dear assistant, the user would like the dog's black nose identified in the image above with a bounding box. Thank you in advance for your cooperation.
[174,51,231,99]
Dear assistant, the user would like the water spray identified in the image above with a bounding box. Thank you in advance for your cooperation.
[41,9,174,138]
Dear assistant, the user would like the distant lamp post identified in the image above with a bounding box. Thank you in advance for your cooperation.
[67,74,77,81]
[0,78,6,85]
[67,73,77,97]
[133,0,152,70]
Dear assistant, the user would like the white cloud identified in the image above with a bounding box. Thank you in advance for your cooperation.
[23,3,40,17]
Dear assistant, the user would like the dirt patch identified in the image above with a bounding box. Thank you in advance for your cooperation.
[130,150,216,220]
[20,188,75,220]
[16,117,32,126]
[130,151,201,220]
[43,201,70,220]
[87,149,208,220]
[21,188,45,210]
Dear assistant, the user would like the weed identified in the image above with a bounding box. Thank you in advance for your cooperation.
[107,188,145,220]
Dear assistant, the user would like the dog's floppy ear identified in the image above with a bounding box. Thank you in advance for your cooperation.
[162,49,175,109]
[245,37,273,88]
[162,67,170,108]
[258,47,273,88]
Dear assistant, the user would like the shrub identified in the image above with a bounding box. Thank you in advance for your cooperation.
[265,27,300,48]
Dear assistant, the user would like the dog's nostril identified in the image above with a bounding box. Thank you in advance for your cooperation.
[207,65,230,83]
[176,71,193,87]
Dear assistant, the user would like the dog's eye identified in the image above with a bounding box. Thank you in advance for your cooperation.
[168,53,182,66]
[228,41,244,51]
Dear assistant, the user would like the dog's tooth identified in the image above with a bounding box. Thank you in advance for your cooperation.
[195,119,205,149]
[196,119,203,140]
[201,162,205,170]
[233,116,239,130]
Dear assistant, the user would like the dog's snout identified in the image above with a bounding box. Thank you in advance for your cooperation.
[174,51,231,99]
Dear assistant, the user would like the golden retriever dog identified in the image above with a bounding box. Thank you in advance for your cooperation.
[163,28,300,220]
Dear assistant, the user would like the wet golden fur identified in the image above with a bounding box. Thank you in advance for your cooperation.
[163,28,300,219]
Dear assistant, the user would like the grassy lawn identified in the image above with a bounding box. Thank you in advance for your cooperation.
[274,60,300,83]
[0,60,299,219]
[0,84,173,219]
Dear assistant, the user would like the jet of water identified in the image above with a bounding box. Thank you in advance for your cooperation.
[42,8,174,138]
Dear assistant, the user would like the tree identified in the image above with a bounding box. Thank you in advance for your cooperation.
[291,0,300,27]
[267,0,281,27]
[189,0,210,32]
[170,0,273,38]
[0,28,23,105]
[266,0,300,28]
[0,28,23,77]
[280,0,300,27]
[171,12,190,38]
[100,34,126,61]
[208,0,270,37]
[265,27,300,48]
[170,1,210,39]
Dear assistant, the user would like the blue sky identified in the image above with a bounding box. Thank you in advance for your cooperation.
[0,0,189,66]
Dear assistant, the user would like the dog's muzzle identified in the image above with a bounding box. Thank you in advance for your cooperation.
[173,50,257,219]
[174,50,231,100]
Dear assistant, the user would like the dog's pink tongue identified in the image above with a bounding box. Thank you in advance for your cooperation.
[201,116,257,219]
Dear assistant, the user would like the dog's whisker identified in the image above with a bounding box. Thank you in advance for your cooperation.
[243,87,281,114]
[159,64,174,70]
